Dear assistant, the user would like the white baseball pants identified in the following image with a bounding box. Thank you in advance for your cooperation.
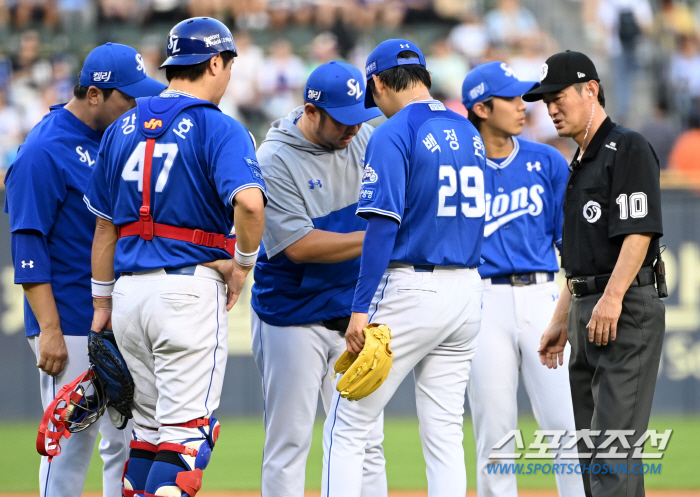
[30,335,131,497]
[322,265,482,497]
[251,309,387,497]
[467,279,585,497]
[110,266,228,445]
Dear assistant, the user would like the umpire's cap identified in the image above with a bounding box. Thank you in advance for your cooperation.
[462,61,538,110]
[304,61,382,125]
[523,50,599,102]
[160,17,237,68]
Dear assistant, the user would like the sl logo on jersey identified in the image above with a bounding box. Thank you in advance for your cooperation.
[583,201,602,223]
[90,71,114,83]
[307,88,323,102]
[309,179,322,189]
[76,146,95,166]
[347,79,363,100]
[362,164,378,184]
[469,83,485,100]
[526,161,541,171]
[144,119,163,130]
[21,260,34,268]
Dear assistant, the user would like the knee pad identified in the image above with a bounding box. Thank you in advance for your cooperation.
[144,416,220,497]
[122,440,158,497]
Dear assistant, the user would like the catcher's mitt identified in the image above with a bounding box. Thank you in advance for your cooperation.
[88,330,134,428]
[333,323,393,401]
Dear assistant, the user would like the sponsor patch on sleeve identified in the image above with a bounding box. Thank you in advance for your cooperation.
[359,188,376,202]
[245,158,263,180]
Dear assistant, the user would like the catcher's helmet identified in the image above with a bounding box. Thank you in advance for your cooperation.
[160,17,237,68]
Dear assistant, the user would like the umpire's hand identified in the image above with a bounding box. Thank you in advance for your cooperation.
[586,294,622,346]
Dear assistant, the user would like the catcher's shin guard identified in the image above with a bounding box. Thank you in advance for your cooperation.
[144,416,220,497]
[123,439,158,497]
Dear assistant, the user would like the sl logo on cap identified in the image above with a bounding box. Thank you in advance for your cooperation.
[347,79,363,100]
[540,63,548,82]
[144,119,163,130]
[91,71,114,83]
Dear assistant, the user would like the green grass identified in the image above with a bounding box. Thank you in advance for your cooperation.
[1,416,698,492]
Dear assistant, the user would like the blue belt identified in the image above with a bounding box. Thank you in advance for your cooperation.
[490,272,555,286]
[121,265,198,277]
[413,265,434,272]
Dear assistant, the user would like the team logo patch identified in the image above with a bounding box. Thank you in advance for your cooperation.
[366,60,377,76]
[245,158,263,180]
[526,161,541,172]
[309,179,322,189]
[362,165,378,184]
[540,63,548,82]
[347,79,363,100]
[500,62,515,78]
[469,82,485,100]
[583,200,602,223]
[22,260,34,268]
[429,102,446,111]
[306,88,324,102]
[90,71,114,83]
[143,119,163,130]
[359,188,376,202]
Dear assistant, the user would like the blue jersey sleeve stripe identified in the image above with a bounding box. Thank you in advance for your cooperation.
[356,207,402,224]
[227,183,268,207]
[83,196,112,221]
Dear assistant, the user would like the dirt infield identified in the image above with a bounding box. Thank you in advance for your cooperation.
[4,492,699,497]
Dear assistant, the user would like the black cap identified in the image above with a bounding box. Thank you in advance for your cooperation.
[522,50,599,102]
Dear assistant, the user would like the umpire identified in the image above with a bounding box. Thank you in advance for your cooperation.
[527,51,665,497]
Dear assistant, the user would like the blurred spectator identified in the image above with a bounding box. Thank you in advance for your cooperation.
[0,90,23,174]
[11,0,58,29]
[220,31,265,123]
[258,38,305,120]
[50,54,77,103]
[507,33,547,82]
[305,32,340,78]
[232,0,268,30]
[653,0,695,102]
[483,0,538,49]
[99,0,137,23]
[145,0,189,23]
[448,12,489,64]
[12,30,52,87]
[21,85,55,134]
[668,111,700,182]
[58,0,96,30]
[269,0,314,29]
[596,0,653,124]
[0,47,13,93]
[433,0,475,22]
[669,34,700,127]
[426,38,467,100]
[639,98,679,170]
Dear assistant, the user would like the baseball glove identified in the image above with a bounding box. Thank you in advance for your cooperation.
[333,323,393,401]
[88,330,134,427]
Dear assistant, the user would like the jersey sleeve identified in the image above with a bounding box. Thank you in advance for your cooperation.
[11,229,52,283]
[84,134,114,221]
[550,149,570,251]
[356,127,409,224]
[206,117,267,209]
[259,155,314,259]
[608,133,663,239]
[4,148,66,235]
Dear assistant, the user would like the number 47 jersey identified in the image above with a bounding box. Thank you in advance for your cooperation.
[357,100,485,267]
[84,92,267,273]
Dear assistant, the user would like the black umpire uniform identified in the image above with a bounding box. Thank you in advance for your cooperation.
[525,52,666,497]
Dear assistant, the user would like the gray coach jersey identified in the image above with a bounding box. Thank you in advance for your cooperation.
[251,106,374,326]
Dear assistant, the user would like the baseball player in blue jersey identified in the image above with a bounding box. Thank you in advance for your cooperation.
[251,60,386,497]
[322,39,485,497]
[84,18,266,497]
[4,43,165,497]
[462,62,584,497]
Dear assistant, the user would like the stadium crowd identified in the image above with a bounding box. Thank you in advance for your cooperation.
[1,0,700,183]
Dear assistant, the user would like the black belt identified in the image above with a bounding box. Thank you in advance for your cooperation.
[121,265,198,277]
[568,266,655,297]
[322,316,351,333]
[490,272,555,286]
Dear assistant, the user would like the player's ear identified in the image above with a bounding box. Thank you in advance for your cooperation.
[472,102,489,120]
[86,86,102,106]
[371,74,384,96]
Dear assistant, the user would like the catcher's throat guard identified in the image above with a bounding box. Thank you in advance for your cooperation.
[36,368,106,461]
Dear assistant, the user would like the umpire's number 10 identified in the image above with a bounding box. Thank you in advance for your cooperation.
[616,192,648,219]
[437,165,485,218]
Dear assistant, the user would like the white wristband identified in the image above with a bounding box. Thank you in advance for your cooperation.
[91,278,115,298]
[234,245,259,267]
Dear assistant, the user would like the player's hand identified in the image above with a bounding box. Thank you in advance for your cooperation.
[587,294,622,346]
[345,312,368,355]
[92,297,113,332]
[203,259,251,311]
[538,321,568,369]
[37,325,68,377]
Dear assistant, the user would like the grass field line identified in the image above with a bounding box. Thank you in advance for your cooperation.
[3,492,700,497]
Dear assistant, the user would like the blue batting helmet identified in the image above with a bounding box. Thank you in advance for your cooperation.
[160,17,237,68]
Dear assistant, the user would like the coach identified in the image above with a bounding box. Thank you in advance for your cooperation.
[528,51,665,497]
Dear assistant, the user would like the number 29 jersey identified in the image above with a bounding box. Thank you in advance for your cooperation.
[357,100,485,267]
[84,92,267,273]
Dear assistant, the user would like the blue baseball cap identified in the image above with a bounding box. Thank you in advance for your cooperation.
[304,61,382,126]
[79,43,166,98]
[364,39,426,108]
[462,61,539,110]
